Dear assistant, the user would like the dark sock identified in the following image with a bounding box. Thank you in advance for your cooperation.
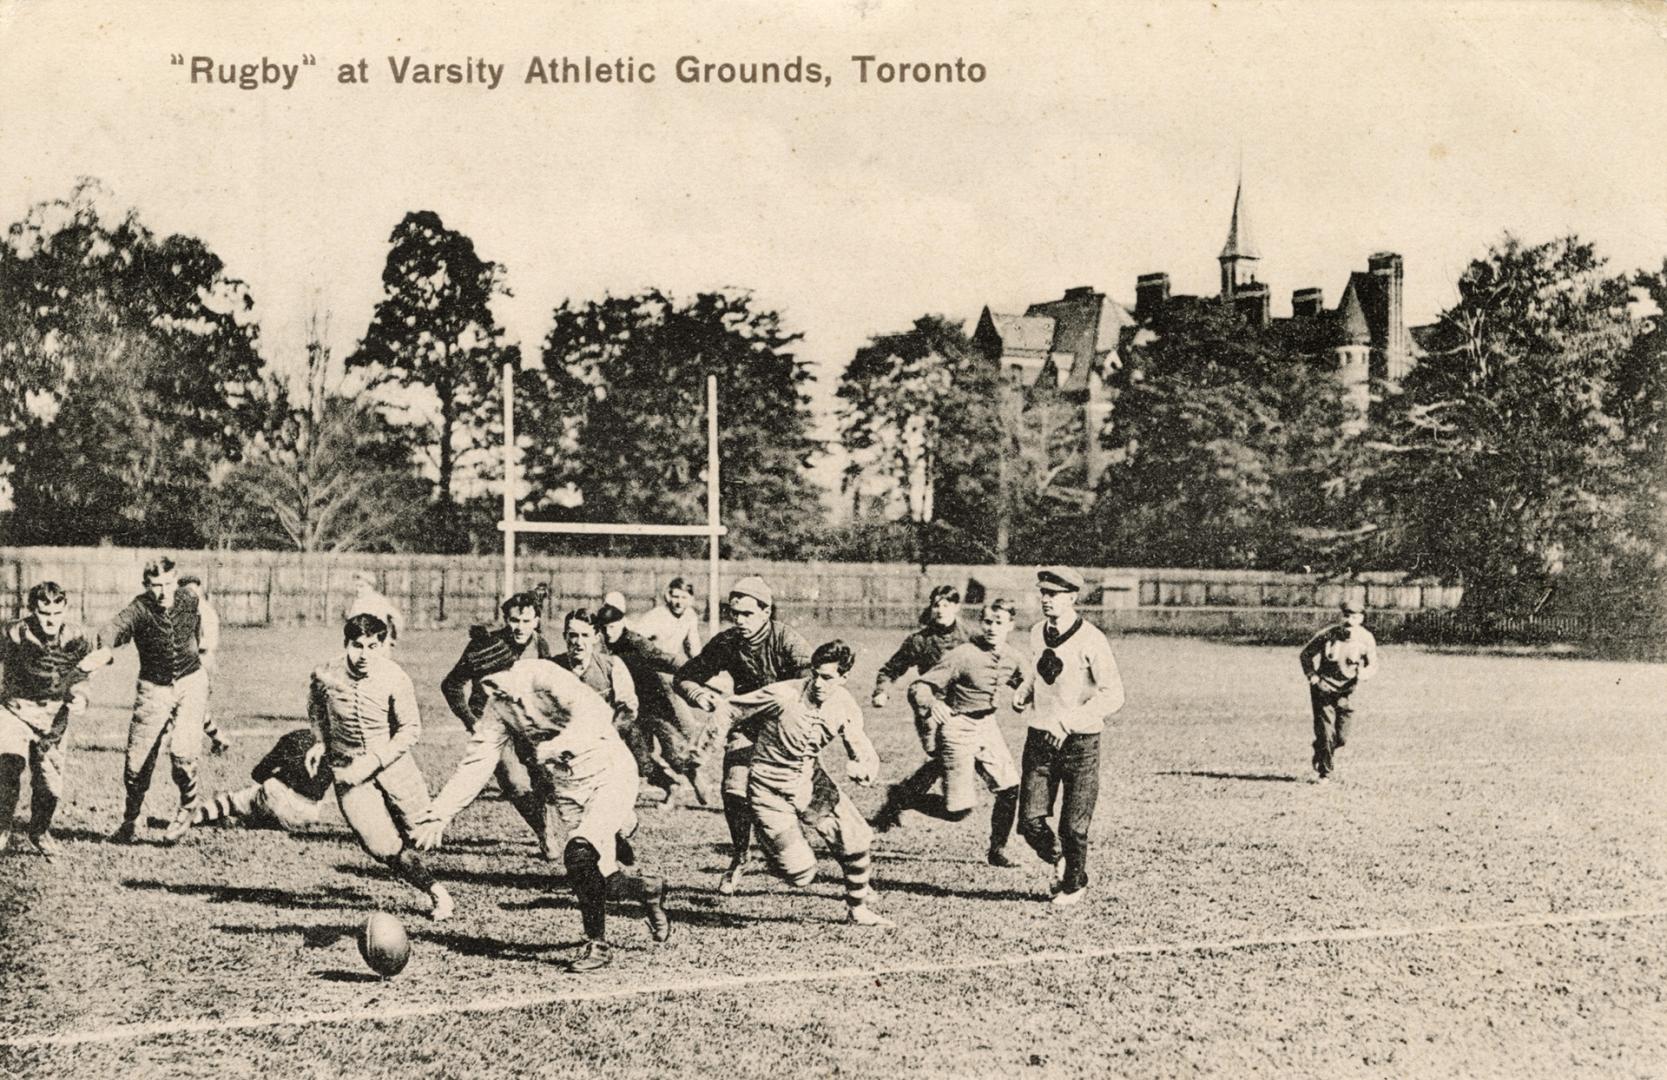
[565,839,608,940]
[989,788,1019,850]
[721,793,753,864]
[0,755,24,832]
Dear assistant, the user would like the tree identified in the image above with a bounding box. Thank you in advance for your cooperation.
[837,316,1008,564]
[517,289,822,559]
[1095,297,1365,569]
[1367,235,1641,612]
[226,312,427,552]
[0,180,264,546]
[347,210,515,551]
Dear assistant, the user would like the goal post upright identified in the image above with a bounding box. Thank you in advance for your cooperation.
[500,367,726,639]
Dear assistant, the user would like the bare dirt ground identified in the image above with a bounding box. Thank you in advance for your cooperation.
[2,623,1663,1078]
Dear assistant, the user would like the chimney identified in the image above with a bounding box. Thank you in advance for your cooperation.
[1233,282,1271,329]
[1063,286,1097,300]
[1136,273,1170,318]
[1368,252,1408,380]
[1292,287,1325,318]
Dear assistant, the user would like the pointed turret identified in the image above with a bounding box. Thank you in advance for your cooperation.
[1218,177,1261,299]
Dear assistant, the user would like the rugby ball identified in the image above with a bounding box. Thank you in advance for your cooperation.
[359,912,411,977]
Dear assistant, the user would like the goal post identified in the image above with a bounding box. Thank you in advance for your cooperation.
[500,367,727,638]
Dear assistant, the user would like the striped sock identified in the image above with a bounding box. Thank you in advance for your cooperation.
[193,789,245,825]
[839,849,874,907]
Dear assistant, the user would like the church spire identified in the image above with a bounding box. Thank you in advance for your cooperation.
[1218,173,1261,298]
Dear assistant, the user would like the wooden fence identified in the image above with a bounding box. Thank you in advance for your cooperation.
[1,546,1462,635]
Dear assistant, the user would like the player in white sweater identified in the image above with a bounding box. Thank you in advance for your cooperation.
[1012,566,1124,906]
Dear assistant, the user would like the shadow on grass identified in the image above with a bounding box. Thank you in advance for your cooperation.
[125,878,372,909]
[873,877,1040,903]
[1158,770,1305,784]
[214,923,356,949]
[336,862,559,891]
[318,970,385,983]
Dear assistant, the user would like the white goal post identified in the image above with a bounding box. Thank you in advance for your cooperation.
[499,366,727,636]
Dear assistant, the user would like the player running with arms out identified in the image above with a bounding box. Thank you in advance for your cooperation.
[0,581,94,858]
[414,659,671,974]
[1013,567,1124,906]
[873,598,1027,867]
[727,640,893,927]
[674,576,813,895]
[1299,597,1379,783]
[81,556,210,845]
[306,613,451,920]
[440,591,560,855]
[184,728,333,832]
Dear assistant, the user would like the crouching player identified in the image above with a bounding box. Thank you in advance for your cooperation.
[179,728,333,833]
[414,659,671,974]
[727,641,893,927]
[0,582,94,857]
[873,599,1025,867]
[308,614,451,920]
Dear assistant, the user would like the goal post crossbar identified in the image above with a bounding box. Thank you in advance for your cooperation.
[501,367,726,636]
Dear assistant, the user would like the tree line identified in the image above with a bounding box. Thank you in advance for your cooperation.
[2,181,1663,626]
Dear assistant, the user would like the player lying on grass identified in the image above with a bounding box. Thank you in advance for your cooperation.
[414,659,671,973]
[871,599,1026,868]
[674,576,814,896]
[596,602,704,803]
[870,584,969,710]
[1299,597,1379,783]
[557,608,679,802]
[724,640,894,927]
[303,613,452,920]
[440,591,561,856]
[176,728,333,832]
[0,581,93,858]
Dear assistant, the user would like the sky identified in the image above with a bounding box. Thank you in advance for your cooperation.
[4,0,1667,496]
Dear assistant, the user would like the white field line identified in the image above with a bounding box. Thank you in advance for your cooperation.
[5,906,1665,1051]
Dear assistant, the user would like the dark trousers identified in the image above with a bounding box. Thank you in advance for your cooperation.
[1017,729,1100,893]
[1310,688,1353,776]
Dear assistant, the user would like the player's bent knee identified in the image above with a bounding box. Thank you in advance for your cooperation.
[943,806,974,822]
[564,837,601,876]
[787,866,816,887]
[1016,816,1050,842]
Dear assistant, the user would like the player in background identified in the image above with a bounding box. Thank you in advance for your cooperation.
[0,581,93,857]
[82,556,210,845]
[596,602,700,803]
[870,584,968,710]
[873,599,1026,867]
[1013,567,1124,906]
[1299,597,1379,783]
[182,728,333,832]
[674,576,813,895]
[440,591,560,856]
[726,640,893,927]
[415,659,672,973]
[305,613,451,920]
[343,571,402,644]
[177,575,231,756]
[633,576,702,663]
[557,609,672,800]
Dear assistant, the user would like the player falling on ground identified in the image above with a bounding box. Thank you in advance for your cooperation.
[726,640,894,927]
[303,613,451,920]
[81,556,211,845]
[415,659,671,973]
[872,599,1026,867]
[440,591,561,856]
[0,581,94,858]
[178,575,232,756]
[674,576,813,895]
[1299,598,1379,783]
[597,602,704,803]
[558,608,678,801]
[183,728,332,832]
[1013,567,1125,906]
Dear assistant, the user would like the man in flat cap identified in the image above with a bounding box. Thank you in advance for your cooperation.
[1013,566,1124,906]
[1298,596,1378,783]
[675,575,813,894]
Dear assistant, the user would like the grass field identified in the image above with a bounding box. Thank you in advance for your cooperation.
[1,622,1663,1079]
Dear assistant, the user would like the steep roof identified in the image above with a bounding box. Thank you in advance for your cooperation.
[989,312,1056,354]
[1336,280,1372,345]
[1219,179,1261,261]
